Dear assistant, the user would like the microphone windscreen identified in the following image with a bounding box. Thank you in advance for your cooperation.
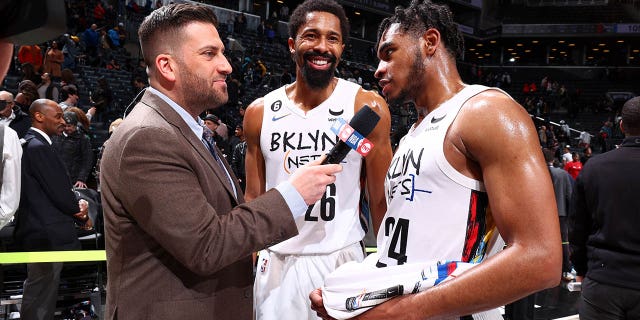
[349,105,380,137]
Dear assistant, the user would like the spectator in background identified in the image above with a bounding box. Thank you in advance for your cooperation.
[43,41,64,80]
[66,107,93,134]
[203,114,227,154]
[106,58,121,70]
[90,77,113,121]
[578,130,591,149]
[60,68,76,87]
[52,111,94,188]
[580,146,593,165]
[93,2,106,25]
[235,12,247,34]
[20,62,41,85]
[116,22,127,46]
[564,152,582,179]
[36,73,60,102]
[561,145,572,165]
[83,24,100,63]
[61,34,78,70]
[132,77,147,94]
[16,80,39,113]
[569,96,640,320]
[108,25,121,48]
[17,45,43,72]
[231,129,247,192]
[58,85,79,110]
[0,91,31,138]
[543,149,574,282]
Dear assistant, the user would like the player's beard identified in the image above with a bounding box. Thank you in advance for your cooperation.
[387,48,424,107]
[300,51,337,89]
[178,61,228,111]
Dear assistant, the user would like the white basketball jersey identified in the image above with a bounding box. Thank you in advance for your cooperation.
[261,79,365,255]
[377,85,502,267]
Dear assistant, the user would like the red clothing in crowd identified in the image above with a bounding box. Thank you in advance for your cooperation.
[564,160,583,179]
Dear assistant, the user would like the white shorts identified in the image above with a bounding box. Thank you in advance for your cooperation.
[254,242,365,320]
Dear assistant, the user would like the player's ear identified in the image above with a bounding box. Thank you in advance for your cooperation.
[422,28,440,56]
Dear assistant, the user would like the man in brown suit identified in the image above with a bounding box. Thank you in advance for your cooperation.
[100,4,342,319]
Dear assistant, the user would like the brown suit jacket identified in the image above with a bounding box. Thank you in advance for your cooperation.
[100,90,297,319]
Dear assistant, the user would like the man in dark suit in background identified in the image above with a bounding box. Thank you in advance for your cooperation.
[99,4,342,319]
[14,99,87,320]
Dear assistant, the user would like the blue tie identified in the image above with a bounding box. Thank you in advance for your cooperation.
[202,130,237,198]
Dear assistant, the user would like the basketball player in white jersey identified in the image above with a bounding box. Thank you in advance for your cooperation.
[311,0,562,319]
[244,0,392,318]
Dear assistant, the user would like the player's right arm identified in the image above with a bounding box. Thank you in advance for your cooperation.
[244,98,267,201]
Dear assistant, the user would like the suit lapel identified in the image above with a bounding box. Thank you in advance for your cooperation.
[138,92,240,203]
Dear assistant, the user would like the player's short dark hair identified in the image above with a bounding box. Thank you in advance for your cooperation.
[288,0,349,44]
[376,0,464,59]
[622,96,640,135]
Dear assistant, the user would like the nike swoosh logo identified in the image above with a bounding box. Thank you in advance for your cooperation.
[329,109,344,116]
[272,113,292,121]
[431,114,446,124]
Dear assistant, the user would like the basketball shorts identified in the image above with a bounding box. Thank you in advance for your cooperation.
[254,242,365,320]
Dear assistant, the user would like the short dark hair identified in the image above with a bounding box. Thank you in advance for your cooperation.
[622,96,640,136]
[138,3,219,70]
[60,84,78,101]
[288,0,349,44]
[376,0,464,59]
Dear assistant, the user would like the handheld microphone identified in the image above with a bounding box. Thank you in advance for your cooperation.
[321,105,380,165]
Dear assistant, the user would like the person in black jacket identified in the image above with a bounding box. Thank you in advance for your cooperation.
[14,99,88,320]
[569,96,640,320]
[53,111,94,188]
[0,90,31,138]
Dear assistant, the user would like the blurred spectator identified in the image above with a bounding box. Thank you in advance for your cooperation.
[17,45,43,72]
[106,59,121,70]
[257,19,265,37]
[235,12,247,34]
[93,2,106,25]
[132,77,146,94]
[83,24,100,63]
[580,147,593,165]
[231,126,247,191]
[543,149,574,282]
[52,111,94,188]
[203,114,227,155]
[58,85,79,110]
[564,152,583,180]
[90,77,113,121]
[94,118,123,192]
[61,34,78,70]
[36,73,60,101]
[578,131,591,149]
[43,41,64,80]
[20,62,41,85]
[0,90,30,138]
[108,25,121,48]
[116,22,127,46]
[66,106,93,134]
[60,68,76,87]
[280,4,290,20]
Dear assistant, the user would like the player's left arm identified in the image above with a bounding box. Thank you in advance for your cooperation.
[350,90,561,320]
[354,89,392,236]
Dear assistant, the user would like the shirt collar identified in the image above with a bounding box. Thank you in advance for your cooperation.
[147,87,203,140]
[30,127,52,145]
